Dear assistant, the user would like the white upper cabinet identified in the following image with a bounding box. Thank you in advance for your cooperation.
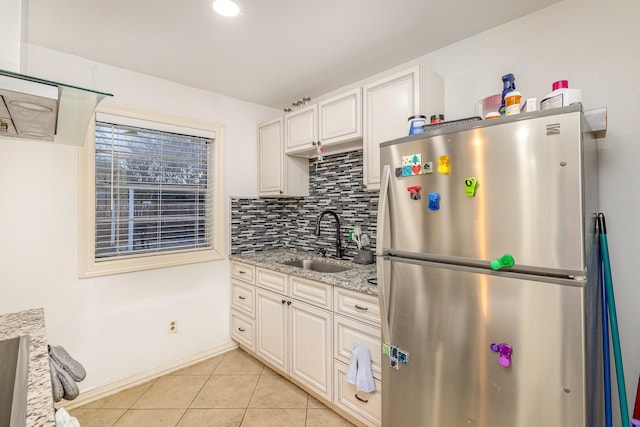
[285,88,363,157]
[318,88,362,146]
[362,65,421,191]
[258,117,309,198]
[285,104,318,155]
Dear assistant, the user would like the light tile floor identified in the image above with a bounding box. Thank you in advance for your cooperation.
[69,348,355,427]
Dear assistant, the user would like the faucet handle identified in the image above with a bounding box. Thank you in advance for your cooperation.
[319,248,327,257]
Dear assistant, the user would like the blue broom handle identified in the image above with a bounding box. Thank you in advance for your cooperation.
[600,231,630,427]
[601,254,612,427]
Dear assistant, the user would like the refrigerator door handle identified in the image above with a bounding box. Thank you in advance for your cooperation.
[377,164,391,344]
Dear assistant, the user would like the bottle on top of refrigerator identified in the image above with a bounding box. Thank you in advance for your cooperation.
[499,73,516,115]
[540,80,582,110]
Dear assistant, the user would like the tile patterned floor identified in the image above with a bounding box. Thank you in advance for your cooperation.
[69,349,355,427]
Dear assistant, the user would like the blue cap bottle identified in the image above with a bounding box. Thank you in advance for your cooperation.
[500,74,516,115]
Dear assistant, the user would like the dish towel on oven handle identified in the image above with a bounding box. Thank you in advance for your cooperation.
[346,343,376,393]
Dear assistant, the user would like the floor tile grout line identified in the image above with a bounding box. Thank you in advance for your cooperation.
[111,376,159,427]
[172,360,220,427]
[239,363,265,426]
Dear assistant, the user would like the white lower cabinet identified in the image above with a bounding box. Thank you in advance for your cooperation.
[334,360,382,427]
[230,262,381,426]
[231,310,255,350]
[255,271,333,401]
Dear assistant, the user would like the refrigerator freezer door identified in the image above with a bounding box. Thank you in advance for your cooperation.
[379,109,597,274]
[381,258,592,427]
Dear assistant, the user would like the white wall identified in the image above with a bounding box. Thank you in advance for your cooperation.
[414,0,640,415]
[0,45,279,391]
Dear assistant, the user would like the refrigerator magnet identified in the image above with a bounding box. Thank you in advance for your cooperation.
[465,177,479,197]
[428,193,440,210]
[389,356,399,369]
[437,155,451,174]
[382,343,391,356]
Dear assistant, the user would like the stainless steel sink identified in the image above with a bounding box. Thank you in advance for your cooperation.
[280,258,351,273]
[0,336,30,427]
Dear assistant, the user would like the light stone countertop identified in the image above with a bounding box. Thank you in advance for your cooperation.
[0,308,55,426]
[229,249,378,296]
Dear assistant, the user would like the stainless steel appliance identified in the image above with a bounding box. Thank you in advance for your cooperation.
[376,105,602,427]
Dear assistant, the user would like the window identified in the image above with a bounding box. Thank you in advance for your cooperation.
[79,104,224,277]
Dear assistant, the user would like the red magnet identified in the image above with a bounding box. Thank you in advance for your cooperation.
[407,185,422,200]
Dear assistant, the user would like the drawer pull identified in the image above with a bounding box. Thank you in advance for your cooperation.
[355,393,368,403]
[354,304,369,311]
[238,270,246,274]
[238,327,246,332]
[238,295,246,300]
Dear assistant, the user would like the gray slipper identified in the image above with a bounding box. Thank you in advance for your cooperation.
[49,359,64,402]
[51,357,79,400]
[49,345,86,382]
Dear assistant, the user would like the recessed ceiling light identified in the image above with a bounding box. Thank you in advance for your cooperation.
[213,0,240,17]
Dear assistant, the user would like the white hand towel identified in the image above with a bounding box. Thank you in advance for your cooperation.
[345,343,376,393]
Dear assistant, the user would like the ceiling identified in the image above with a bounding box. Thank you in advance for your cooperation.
[26,0,561,110]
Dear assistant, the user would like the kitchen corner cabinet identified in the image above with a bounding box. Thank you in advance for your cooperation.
[258,117,309,197]
[255,269,333,400]
[363,65,421,191]
[285,88,362,157]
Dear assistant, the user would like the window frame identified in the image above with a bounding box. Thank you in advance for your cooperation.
[79,103,225,277]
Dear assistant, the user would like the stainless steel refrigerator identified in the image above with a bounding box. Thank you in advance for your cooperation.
[376,105,602,427]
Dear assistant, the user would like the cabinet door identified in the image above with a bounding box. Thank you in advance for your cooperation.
[363,65,421,191]
[255,288,288,373]
[285,104,318,154]
[258,117,284,195]
[289,299,332,400]
[318,88,362,146]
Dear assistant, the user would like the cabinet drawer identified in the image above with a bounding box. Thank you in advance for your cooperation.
[334,288,380,325]
[231,279,255,318]
[290,276,332,310]
[333,360,381,426]
[257,268,288,295]
[334,315,381,379]
[231,261,255,284]
[231,310,255,351]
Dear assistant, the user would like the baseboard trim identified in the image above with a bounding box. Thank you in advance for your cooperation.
[55,340,239,411]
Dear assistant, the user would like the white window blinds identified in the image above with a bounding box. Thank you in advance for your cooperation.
[94,120,214,260]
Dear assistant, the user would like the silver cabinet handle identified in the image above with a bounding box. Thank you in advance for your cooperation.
[354,304,369,311]
[238,296,246,300]
[355,393,368,403]
[238,327,246,332]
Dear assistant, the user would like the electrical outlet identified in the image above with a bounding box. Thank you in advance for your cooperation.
[168,320,177,334]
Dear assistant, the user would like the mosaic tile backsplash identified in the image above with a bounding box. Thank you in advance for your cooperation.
[231,149,378,260]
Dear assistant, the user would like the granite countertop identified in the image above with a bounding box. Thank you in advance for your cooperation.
[0,308,54,426]
[229,249,379,296]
